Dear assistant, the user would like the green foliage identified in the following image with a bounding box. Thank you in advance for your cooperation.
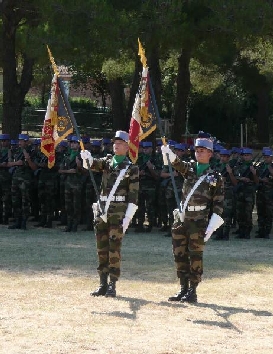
[190,59,225,95]
[69,97,97,110]
[102,56,135,82]
[24,95,43,109]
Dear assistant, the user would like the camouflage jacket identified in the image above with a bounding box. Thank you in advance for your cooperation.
[256,162,273,192]
[91,155,139,209]
[172,158,224,221]
[11,147,36,179]
[233,161,257,190]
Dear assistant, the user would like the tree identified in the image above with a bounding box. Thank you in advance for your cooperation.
[1,0,39,137]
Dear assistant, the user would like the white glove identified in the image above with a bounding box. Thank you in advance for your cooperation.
[122,203,138,233]
[80,150,93,169]
[122,216,131,233]
[161,145,177,164]
[204,213,224,242]
[204,226,214,242]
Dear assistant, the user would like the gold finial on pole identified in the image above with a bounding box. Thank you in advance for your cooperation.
[138,38,147,68]
[46,45,59,76]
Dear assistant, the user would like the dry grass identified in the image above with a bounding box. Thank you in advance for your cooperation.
[0,220,273,354]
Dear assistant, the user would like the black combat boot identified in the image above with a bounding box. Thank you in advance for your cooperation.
[214,227,223,240]
[255,228,265,238]
[71,223,78,232]
[168,278,189,301]
[21,217,27,230]
[244,227,251,239]
[222,227,230,241]
[8,218,22,229]
[145,223,153,233]
[91,273,108,296]
[63,221,73,232]
[44,216,53,228]
[34,215,47,227]
[181,283,198,303]
[57,212,67,226]
[235,227,245,239]
[134,225,145,233]
[159,223,169,232]
[105,278,117,298]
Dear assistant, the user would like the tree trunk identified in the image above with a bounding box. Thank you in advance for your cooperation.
[108,77,126,131]
[172,48,191,142]
[2,2,34,138]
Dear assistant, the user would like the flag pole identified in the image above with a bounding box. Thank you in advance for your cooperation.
[46,46,103,213]
[148,77,182,212]
[137,39,181,212]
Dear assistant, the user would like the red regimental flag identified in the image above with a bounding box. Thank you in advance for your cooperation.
[41,99,56,169]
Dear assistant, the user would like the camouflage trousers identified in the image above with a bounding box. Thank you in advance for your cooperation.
[222,188,234,232]
[94,205,127,280]
[236,188,255,230]
[256,188,273,234]
[138,187,156,226]
[171,218,207,285]
[158,185,168,224]
[38,177,58,218]
[0,176,12,220]
[11,175,32,218]
[64,176,83,224]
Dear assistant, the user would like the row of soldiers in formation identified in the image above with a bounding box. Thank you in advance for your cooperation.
[0,133,272,238]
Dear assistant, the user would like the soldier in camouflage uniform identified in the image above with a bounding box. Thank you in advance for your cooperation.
[229,147,241,228]
[34,148,62,228]
[56,141,68,226]
[0,134,12,224]
[59,136,83,232]
[81,130,139,298]
[161,134,224,303]
[233,148,259,239]
[7,134,37,230]
[213,149,237,240]
[255,148,273,239]
[135,141,160,233]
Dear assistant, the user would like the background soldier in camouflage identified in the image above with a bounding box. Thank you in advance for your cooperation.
[135,141,160,233]
[34,149,61,228]
[214,149,237,240]
[56,141,68,226]
[59,136,83,232]
[233,148,259,239]
[256,148,273,239]
[161,134,224,303]
[0,134,12,224]
[7,134,37,230]
[81,130,139,298]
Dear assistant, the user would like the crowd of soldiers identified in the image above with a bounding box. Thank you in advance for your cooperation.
[0,132,272,239]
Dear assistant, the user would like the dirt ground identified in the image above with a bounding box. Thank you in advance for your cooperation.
[0,212,272,354]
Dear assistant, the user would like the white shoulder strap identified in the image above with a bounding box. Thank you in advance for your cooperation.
[181,173,209,213]
[102,165,130,219]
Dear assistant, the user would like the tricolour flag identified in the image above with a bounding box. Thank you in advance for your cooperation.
[128,40,156,164]
[41,74,73,168]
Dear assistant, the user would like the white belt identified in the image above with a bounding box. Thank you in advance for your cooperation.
[187,205,206,211]
[100,195,126,202]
